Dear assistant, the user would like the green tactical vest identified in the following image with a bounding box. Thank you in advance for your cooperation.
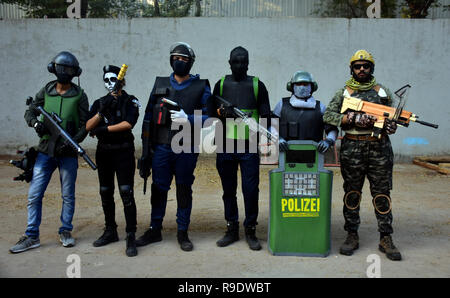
[220,76,259,140]
[41,88,83,140]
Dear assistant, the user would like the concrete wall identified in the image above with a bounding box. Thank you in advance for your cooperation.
[1,18,449,159]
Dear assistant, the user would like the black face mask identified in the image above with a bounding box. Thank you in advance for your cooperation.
[56,73,73,84]
[229,48,249,81]
[172,60,191,76]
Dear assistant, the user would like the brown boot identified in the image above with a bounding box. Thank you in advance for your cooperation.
[379,235,402,261]
[339,232,359,256]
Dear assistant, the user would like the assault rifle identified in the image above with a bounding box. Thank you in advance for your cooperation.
[214,95,278,143]
[340,84,438,138]
[26,97,97,170]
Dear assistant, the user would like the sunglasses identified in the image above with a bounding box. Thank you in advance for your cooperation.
[103,77,118,83]
[352,63,372,70]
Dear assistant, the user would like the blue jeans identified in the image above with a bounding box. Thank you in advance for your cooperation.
[150,144,199,231]
[25,152,78,238]
[216,153,260,227]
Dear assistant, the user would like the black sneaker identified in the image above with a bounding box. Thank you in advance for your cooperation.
[245,226,262,251]
[93,228,119,247]
[177,230,193,252]
[126,233,138,257]
[135,227,162,247]
[10,235,40,254]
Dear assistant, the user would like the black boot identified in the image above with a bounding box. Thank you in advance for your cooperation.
[177,230,193,252]
[216,221,239,247]
[135,227,162,247]
[93,227,119,247]
[245,226,261,251]
[126,232,137,257]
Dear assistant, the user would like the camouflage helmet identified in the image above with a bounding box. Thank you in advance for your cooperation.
[349,49,375,66]
[286,70,318,93]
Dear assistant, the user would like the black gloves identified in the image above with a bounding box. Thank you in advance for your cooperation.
[279,139,289,152]
[384,119,398,135]
[98,95,115,114]
[318,138,335,153]
[347,111,377,128]
[137,155,152,179]
[32,120,47,138]
[90,125,109,137]
[218,104,237,118]
[56,139,75,156]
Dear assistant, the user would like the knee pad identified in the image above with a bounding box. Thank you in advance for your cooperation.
[344,190,362,210]
[372,194,392,215]
[100,186,114,198]
[119,185,134,207]
[176,184,192,209]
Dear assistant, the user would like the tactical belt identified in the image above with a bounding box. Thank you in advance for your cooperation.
[345,134,383,142]
[97,142,133,150]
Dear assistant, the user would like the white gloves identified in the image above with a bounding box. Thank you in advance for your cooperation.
[170,109,188,123]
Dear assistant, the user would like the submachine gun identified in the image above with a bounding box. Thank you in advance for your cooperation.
[340,84,438,138]
[25,96,97,170]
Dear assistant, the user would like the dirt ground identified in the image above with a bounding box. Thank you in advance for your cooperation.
[0,154,448,278]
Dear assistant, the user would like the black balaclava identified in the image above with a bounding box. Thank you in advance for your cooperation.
[229,46,249,82]
[171,44,193,76]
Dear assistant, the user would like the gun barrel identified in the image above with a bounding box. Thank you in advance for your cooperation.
[161,98,179,107]
[414,119,439,129]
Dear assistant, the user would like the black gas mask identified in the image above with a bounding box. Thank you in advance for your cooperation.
[229,46,249,82]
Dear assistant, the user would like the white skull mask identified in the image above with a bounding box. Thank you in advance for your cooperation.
[103,72,118,92]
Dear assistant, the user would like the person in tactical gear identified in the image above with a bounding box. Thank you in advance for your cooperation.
[207,46,272,251]
[272,70,338,153]
[10,51,89,253]
[86,65,140,257]
[137,42,211,252]
[323,50,401,261]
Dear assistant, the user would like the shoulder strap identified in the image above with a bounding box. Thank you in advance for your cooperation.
[345,86,354,96]
[219,76,225,97]
[253,76,259,100]
[373,84,381,92]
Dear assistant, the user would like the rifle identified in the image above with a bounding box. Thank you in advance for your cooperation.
[340,84,438,138]
[111,64,128,94]
[214,95,278,143]
[26,97,97,170]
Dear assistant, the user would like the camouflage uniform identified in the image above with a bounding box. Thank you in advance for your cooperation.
[323,84,395,234]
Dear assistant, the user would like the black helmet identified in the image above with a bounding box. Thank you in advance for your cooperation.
[169,42,196,67]
[47,51,82,77]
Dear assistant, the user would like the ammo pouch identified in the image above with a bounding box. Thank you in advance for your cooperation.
[280,122,300,140]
